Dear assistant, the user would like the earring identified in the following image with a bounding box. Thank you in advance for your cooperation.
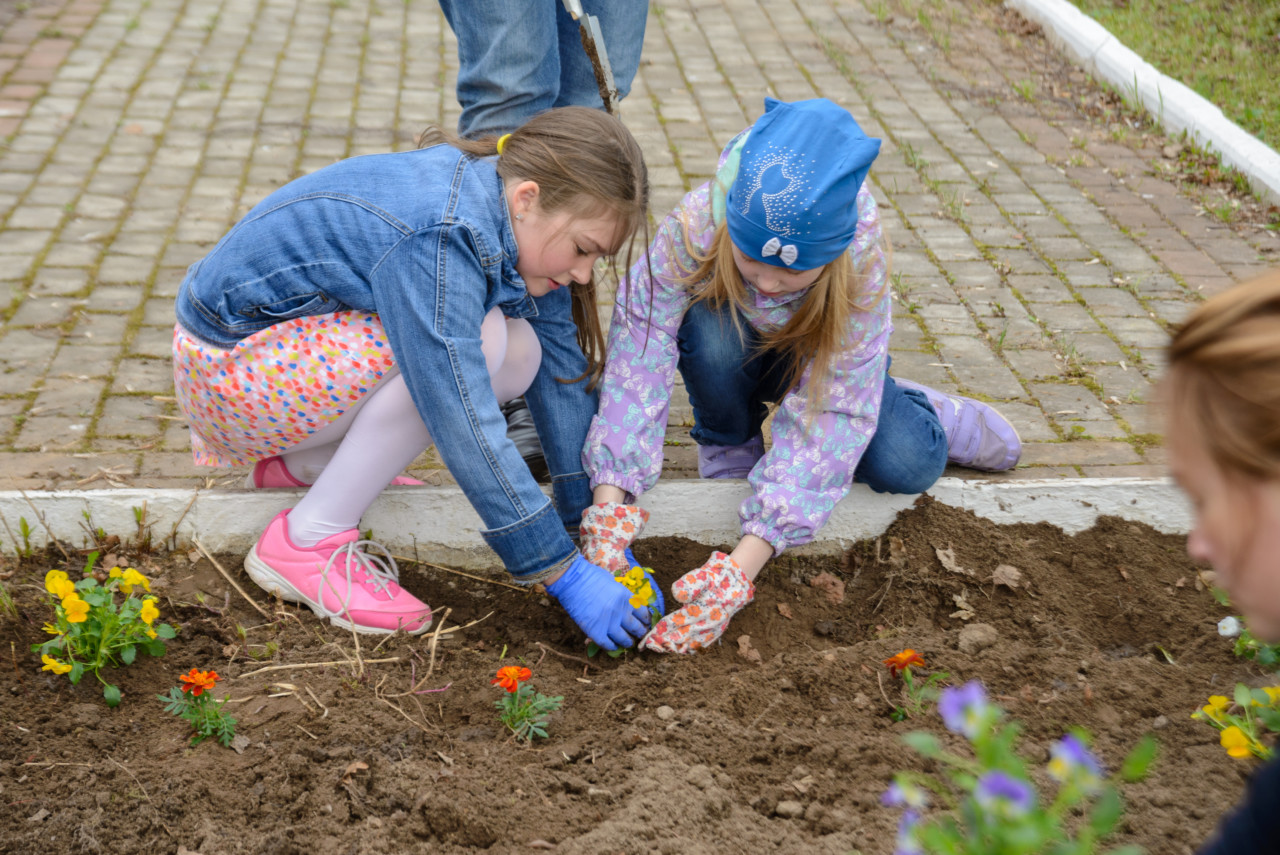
[515,213,523,221]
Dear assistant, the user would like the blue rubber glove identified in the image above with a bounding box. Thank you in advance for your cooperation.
[546,554,651,651]
[624,547,665,614]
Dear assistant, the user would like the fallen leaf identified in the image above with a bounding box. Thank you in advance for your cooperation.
[1117,566,1131,581]
[936,545,975,576]
[809,572,845,605]
[230,734,251,754]
[950,591,976,621]
[27,808,49,823]
[737,635,762,664]
[790,774,816,794]
[776,603,794,619]
[341,760,369,783]
[1175,577,1187,588]
[888,536,908,568]
[992,564,1023,589]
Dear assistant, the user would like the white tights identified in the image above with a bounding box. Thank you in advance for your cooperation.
[285,308,541,546]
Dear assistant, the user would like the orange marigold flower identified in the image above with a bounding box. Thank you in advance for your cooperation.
[491,665,532,693]
[884,649,926,677]
[179,667,220,697]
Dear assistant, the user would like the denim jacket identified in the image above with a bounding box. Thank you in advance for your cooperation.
[175,146,595,583]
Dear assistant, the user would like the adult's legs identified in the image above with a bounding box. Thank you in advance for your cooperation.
[437,0,561,137]
[554,0,649,110]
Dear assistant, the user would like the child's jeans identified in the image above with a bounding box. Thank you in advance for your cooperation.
[675,299,947,494]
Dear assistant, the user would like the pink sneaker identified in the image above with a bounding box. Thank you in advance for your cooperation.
[246,456,425,488]
[244,510,432,635]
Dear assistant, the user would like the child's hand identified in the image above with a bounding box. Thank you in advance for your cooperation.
[641,552,754,654]
[579,502,649,575]
[546,554,651,651]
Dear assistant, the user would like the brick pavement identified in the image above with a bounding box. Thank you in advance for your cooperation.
[0,0,1275,491]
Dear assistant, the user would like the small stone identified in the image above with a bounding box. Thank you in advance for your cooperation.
[852,692,871,709]
[804,802,825,822]
[586,787,613,801]
[1152,715,1169,729]
[685,764,714,790]
[813,620,835,637]
[957,622,999,654]
[774,800,805,819]
[655,705,676,721]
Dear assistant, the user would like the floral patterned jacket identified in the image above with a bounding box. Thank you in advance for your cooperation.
[583,135,892,553]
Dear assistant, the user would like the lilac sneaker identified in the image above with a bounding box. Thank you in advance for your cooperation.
[697,434,765,479]
[894,378,1021,471]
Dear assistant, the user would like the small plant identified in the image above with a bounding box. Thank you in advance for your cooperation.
[0,579,17,620]
[884,649,949,721]
[492,666,563,743]
[883,681,1157,854]
[1013,78,1036,101]
[159,667,238,747]
[34,552,176,706]
[1191,684,1280,761]
[587,565,661,658]
[18,516,34,558]
[1217,614,1280,670]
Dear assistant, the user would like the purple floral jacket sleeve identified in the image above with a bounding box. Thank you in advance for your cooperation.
[584,181,892,553]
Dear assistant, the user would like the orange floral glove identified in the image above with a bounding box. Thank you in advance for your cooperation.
[579,502,649,575]
[641,552,754,654]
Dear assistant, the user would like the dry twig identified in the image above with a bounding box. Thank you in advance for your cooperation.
[392,555,530,592]
[192,538,271,618]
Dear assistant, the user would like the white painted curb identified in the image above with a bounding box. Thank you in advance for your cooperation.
[1007,0,1280,205]
[0,477,1191,571]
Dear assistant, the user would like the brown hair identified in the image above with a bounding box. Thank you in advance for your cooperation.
[418,107,649,388]
[1166,268,1280,480]
[678,219,888,417]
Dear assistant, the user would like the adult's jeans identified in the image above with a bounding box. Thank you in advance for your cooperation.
[675,298,948,494]
[438,0,649,138]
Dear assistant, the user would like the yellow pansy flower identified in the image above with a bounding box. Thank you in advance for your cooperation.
[61,593,90,623]
[119,568,151,595]
[42,622,61,636]
[145,628,157,640]
[139,597,160,626]
[109,567,123,578]
[41,655,72,675]
[1221,726,1254,759]
[1264,687,1280,704]
[44,570,75,599]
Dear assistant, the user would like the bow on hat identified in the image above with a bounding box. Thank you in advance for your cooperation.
[760,237,798,266]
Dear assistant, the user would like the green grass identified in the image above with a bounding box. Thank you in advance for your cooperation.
[1069,0,1280,151]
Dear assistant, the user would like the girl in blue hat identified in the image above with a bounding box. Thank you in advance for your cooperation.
[577,98,1022,652]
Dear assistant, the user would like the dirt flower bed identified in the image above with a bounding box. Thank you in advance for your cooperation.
[0,499,1264,854]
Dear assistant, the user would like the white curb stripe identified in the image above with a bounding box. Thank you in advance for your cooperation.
[0,478,1191,569]
[1007,0,1280,205]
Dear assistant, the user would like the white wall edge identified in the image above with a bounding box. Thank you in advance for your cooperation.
[1006,0,1280,206]
[0,477,1190,569]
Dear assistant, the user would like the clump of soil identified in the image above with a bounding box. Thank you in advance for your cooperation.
[0,499,1262,854]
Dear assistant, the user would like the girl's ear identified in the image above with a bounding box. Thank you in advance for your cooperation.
[509,180,541,218]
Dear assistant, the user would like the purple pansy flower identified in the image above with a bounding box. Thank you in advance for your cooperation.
[938,680,991,739]
[1048,733,1104,791]
[974,770,1036,818]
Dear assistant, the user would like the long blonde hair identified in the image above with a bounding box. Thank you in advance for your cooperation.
[418,107,649,388]
[1166,268,1280,480]
[680,220,888,415]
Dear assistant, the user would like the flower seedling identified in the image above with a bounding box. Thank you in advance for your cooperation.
[586,565,662,658]
[158,667,238,747]
[1219,615,1280,671]
[492,665,563,743]
[883,680,1157,854]
[33,552,177,706]
[1192,683,1280,761]
[883,648,949,721]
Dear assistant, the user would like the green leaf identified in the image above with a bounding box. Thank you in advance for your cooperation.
[155,623,177,639]
[902,731,942,758]
[1235,683,1254,709]
[103,684,122,707]
[120,644,136,665]
[585,641,601,658]
[69,662,85,684]
[1089,785,1123,837]
[1252,689,1273,707]
[1120,734,1158,781]
[145,639,166,657]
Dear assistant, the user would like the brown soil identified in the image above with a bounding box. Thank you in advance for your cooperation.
[0,499,1263,855]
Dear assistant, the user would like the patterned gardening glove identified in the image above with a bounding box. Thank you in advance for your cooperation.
[579,502,649,575]
[546,554,650,651]
[641,552,754,654]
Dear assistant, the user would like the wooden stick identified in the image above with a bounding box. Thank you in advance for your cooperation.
[392,555,529,592]
[18,489,69,560]
[534,641,598,671]
[192,538,271,619]
[236,657,403,678]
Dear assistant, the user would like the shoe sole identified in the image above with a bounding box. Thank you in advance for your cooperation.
[244,545,432,636]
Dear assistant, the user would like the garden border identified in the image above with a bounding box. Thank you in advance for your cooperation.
[0,478,1191,569]
[1007,0,1280,205]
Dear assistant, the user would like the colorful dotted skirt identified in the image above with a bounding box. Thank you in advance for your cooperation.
[172,312,396,467]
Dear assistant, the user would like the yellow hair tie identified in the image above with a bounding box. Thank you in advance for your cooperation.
[496,133,512,155]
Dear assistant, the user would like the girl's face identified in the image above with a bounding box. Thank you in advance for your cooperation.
[729,242,823,297]
[1168,418,1280,641]
[509,182,621,298]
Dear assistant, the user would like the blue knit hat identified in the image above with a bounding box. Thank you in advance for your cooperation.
[724,98,881,270]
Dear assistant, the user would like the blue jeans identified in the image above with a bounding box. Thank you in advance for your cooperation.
[675,299,948,494]
[437,0,649,137]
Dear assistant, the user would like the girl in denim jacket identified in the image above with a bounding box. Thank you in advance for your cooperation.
[173,107,656,651]
[578,98,1022,653]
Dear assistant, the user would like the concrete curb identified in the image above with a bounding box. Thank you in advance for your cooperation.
[1007,0,1280,205]
[0,478,1191,569]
